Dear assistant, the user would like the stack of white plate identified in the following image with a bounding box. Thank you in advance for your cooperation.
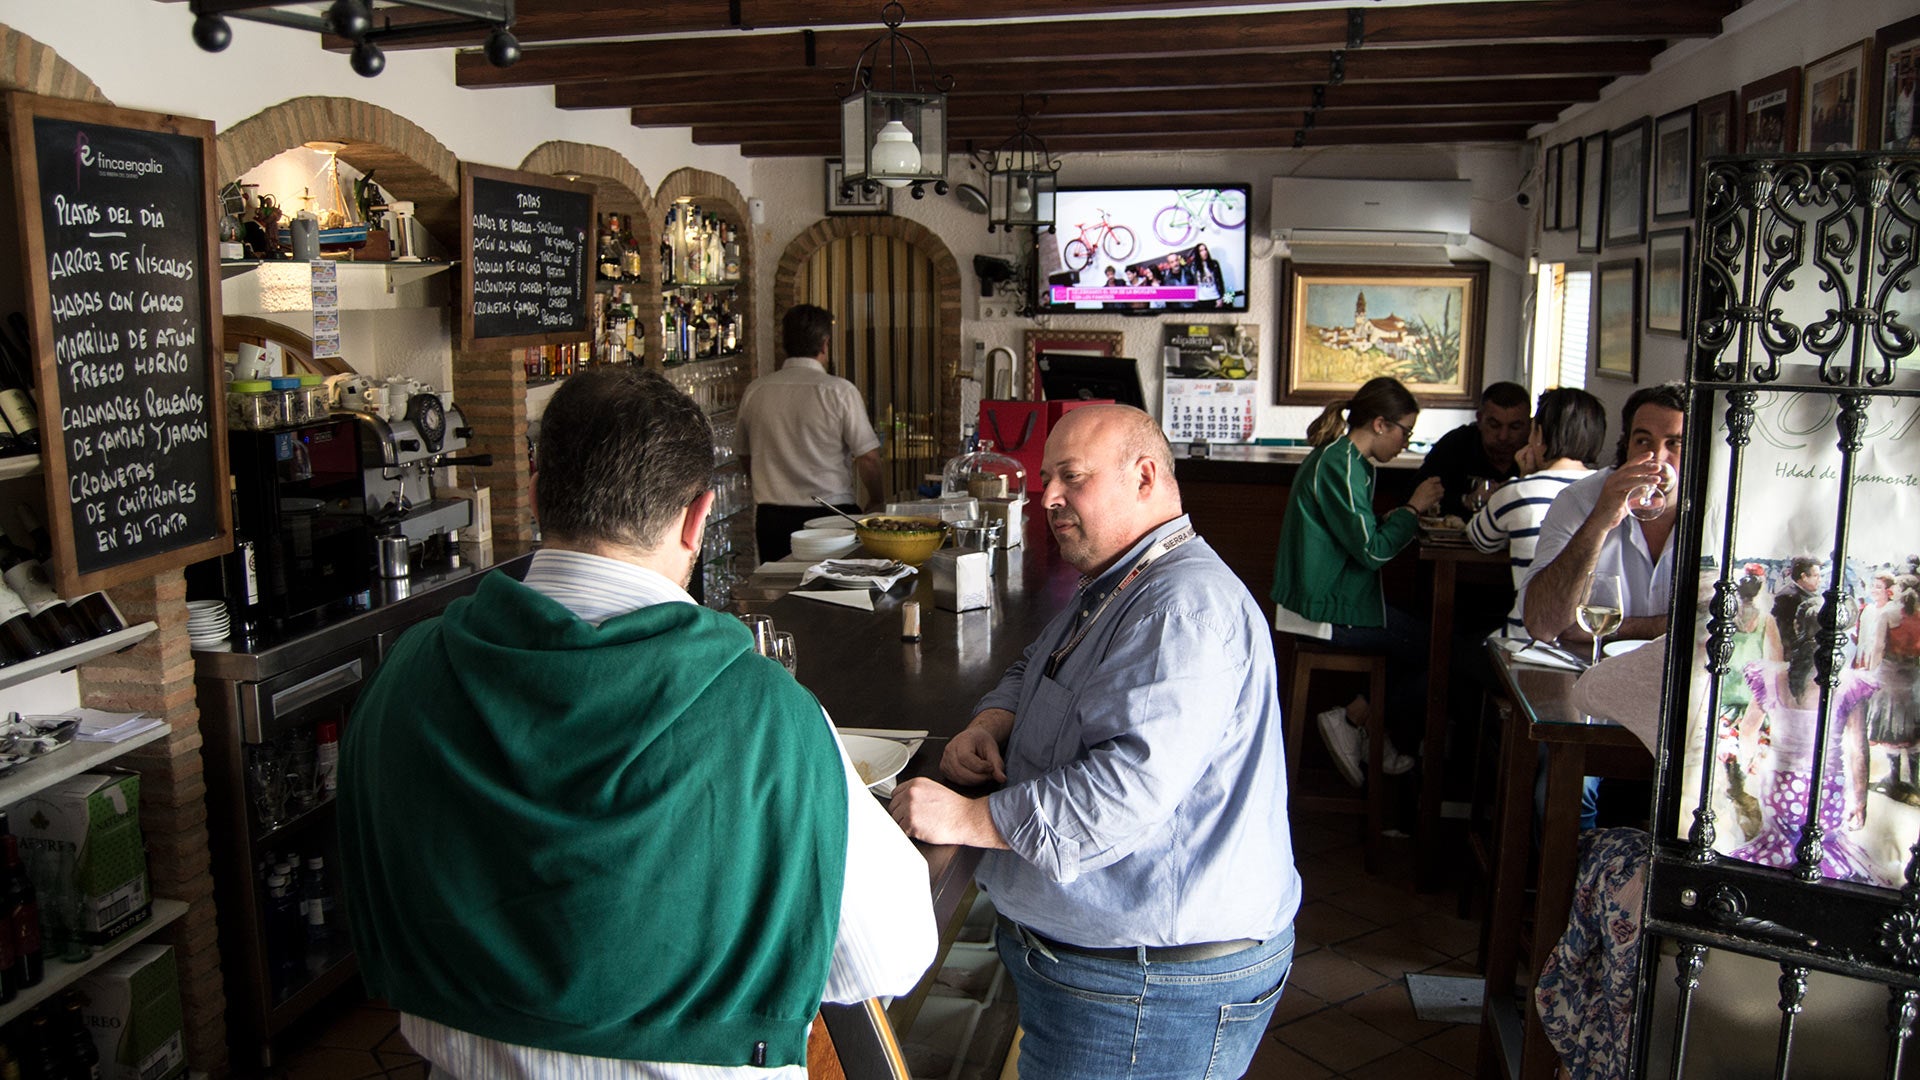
[789,528,859,561]
[803,515,858,531]
[186,599,230,648]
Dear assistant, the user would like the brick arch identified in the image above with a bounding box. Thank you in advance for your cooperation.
[774,216,965,459]
[0,23,110,103]
[216,96,462,251]
[518,141,668,360]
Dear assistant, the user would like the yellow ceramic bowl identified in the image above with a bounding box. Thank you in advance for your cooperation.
[854,515,949,566]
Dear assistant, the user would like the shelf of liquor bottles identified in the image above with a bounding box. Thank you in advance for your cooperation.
[0,623,154,699]
[0,898,187,1031]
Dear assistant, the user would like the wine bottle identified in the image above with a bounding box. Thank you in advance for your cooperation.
[0,319,40,454]
[0,529,85,647]
[15,507,123,638]
[0,581,50,663]
[4,835,42,989]
[61,993,102,1080]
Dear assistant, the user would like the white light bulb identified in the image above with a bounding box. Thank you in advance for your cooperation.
[1011,181,1033,215]
[871,120,920,188]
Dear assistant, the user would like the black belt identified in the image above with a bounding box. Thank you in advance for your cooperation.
[997,914,1259,963]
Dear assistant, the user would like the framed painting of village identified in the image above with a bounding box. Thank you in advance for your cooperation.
[1275,261,1488,407]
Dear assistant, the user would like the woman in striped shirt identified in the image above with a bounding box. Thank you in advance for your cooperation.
[1468,387,1608,641]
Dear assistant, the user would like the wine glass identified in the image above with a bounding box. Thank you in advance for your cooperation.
[1627,461,1679,521]
[1576,572,1624,667]
[773,632,799,677]
[1465,476,1497,514]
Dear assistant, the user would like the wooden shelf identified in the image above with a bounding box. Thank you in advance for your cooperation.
[0,455,42,481]
[0,898,188,1028]
[0,720,169,811]
[221,259,455,294]
[662,280,741,292]
[0,621,157,697]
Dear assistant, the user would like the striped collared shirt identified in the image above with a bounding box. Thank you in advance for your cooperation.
[1468,468,1592,640]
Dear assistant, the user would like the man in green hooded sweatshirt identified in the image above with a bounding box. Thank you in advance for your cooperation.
[339,367,936,1078]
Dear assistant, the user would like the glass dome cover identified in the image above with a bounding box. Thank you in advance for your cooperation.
[941,439,1026,501]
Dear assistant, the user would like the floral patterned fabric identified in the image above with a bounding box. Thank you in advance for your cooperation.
[1534,827,1650,1080]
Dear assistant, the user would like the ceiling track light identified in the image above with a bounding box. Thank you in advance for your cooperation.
[187,0,519,78]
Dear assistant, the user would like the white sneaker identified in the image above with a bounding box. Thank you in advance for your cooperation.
[1382,739,1416,776]
[1317,707,1366,788]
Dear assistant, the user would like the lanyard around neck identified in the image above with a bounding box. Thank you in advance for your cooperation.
[1043,525,1196,679]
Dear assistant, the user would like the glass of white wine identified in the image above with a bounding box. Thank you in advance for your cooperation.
[1626,461,1679,521]
[1466,476,1498,514]
[1576,571,1624,667]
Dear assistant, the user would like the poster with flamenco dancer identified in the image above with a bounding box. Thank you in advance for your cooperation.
[1677,390,1920,889]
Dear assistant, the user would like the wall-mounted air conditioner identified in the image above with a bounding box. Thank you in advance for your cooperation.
[1271,177,1516,269]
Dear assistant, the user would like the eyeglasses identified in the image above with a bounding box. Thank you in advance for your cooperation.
[1380,418,1414,440]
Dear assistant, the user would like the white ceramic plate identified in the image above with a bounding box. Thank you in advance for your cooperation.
[1603,638,1649,658]
[840,733,913,791]
[804,515,858,531]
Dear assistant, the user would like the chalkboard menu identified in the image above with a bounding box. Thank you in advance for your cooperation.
[6,94,229,595]
[459,163,596,348]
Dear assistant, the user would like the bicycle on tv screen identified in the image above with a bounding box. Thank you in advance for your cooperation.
[1034,185,1250,314]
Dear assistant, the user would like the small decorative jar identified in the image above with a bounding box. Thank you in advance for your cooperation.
[228,380,279,431]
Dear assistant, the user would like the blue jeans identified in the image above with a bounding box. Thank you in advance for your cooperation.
[1327,603,1427,750]
[996,922,1294,1079]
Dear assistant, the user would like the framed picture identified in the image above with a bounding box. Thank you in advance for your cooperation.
[1698,91,1737,159]
[1873,14,1920,149]
[1594,258,1641,381]
[1653,106,1695,221]
[1605,117,1650,248]
[1578,132,1606,253]
[1741,67,1802,154]
[1803,40,1870,151]
[1542,143,1562,231]
[1646,229,1689,337]
[825,158,889,215]
[1275,261,1488,408]
[1558,139,1582,234]
[1023,328,1121,399]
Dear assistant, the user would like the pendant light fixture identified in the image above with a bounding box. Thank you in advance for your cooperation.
[984,97,1061,233]
[839,2,952,201]
[188,0,520,78]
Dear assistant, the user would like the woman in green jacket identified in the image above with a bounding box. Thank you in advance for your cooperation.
[1271,376,1443,788]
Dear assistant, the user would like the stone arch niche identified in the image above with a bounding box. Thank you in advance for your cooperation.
[774,216,965,460]
[647,166,756,368]
[517,141,661,366]
[216,96,462,252]
[0,24,111,102]
[0,23,231,1080]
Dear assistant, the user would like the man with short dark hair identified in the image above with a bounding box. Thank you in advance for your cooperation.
[1524,382,1689,646]
[340,367,935,1078]
[1416,380,1532,517]
[891,404,1298,1079]
[1774,556,1825,640]
[736,303,885,561]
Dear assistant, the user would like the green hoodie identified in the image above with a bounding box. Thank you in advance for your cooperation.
[339,572,847,1068]
[1269,437,1419,627]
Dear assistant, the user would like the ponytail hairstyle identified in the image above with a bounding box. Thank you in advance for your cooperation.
[1307,376,1419,447]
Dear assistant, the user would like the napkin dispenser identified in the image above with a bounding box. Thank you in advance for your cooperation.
[927,548,994,612]
[978,497,1024,548]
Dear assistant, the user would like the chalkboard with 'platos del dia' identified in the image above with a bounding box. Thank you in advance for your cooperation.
[5,93,230,596]
[459,162,596,348]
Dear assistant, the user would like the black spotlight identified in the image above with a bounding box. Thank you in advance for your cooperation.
[350,40,385,77]
[327,0,371,40]
[485,27,521,68]
[191,12,232,52]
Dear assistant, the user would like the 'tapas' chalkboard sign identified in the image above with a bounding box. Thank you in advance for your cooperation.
[459,163,596,348]
[5,93,230,596]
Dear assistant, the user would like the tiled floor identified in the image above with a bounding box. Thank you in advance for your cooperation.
[276,810,1482,1079]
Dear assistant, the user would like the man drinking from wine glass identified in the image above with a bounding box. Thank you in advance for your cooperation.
[1522,382,1688,649]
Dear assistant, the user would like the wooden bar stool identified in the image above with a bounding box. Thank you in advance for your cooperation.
[1285,639,1390,872]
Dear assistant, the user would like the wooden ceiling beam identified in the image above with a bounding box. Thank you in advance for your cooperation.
[554,40,1662,110]
[457,0,1731,89]
[629,77,1609,127]
[689,104,1564,145]
[734,124,1537,157]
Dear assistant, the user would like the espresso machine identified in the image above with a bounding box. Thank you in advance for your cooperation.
[344,386,492,569]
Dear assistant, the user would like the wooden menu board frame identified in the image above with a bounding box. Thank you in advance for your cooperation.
[4,92,230,597]
[458,162,597,349]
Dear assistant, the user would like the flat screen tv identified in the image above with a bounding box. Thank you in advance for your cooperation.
[1036,353,1147,410]
[1033,184,1250,314]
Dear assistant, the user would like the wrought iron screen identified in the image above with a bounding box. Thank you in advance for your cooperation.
[1641,153,1920,1078]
